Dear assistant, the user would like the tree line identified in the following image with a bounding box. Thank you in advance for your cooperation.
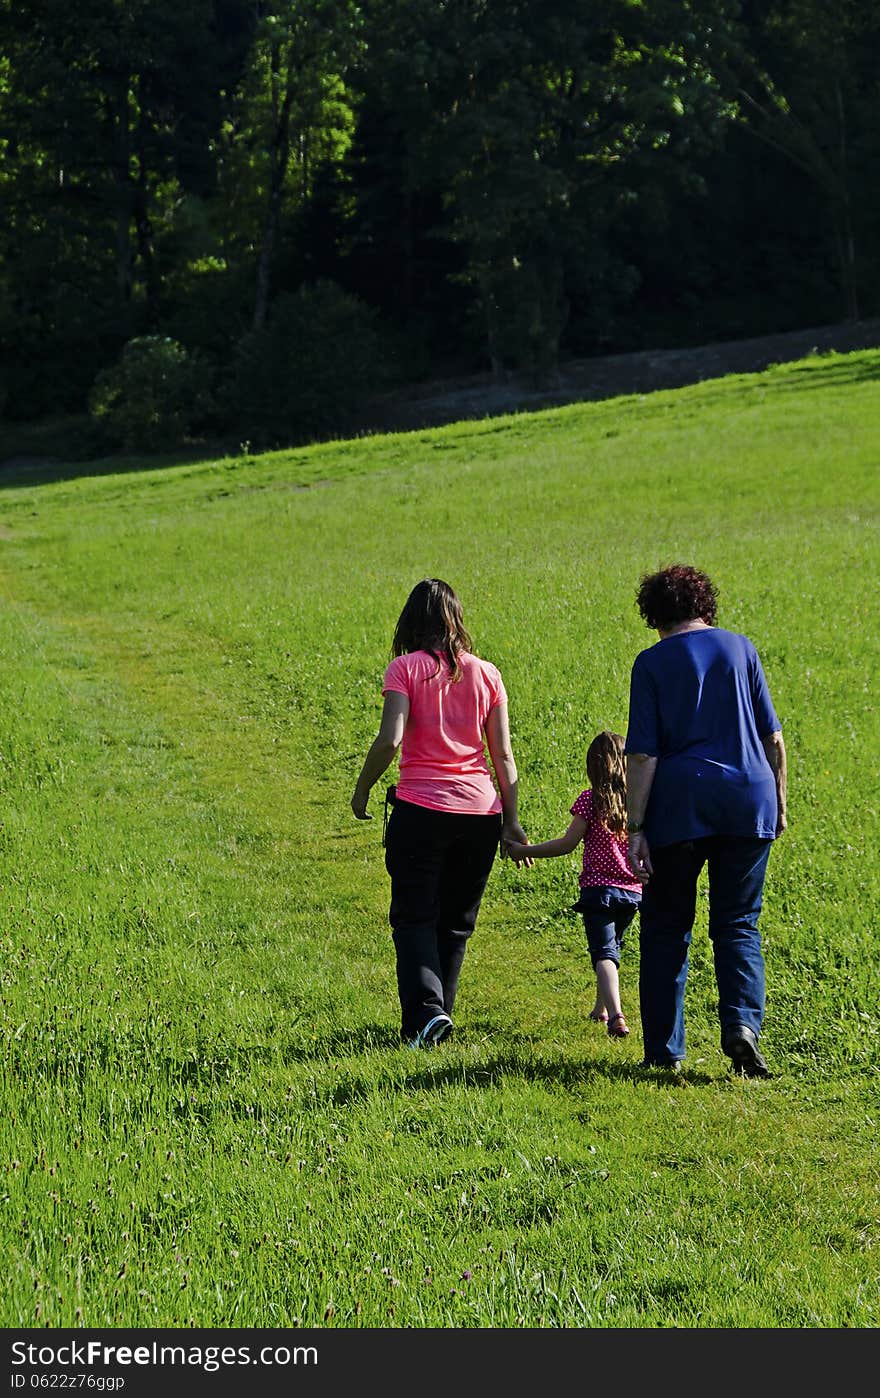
[1,0,879,450]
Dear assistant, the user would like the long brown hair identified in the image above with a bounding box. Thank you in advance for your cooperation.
[586,731,627,834]
[391,578,473,682]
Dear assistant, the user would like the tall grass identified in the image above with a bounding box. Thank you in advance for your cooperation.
[0,351,877,1327]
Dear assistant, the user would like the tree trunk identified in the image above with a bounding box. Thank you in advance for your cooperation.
[253,192,281,332]
[401,180,414,315]
[833,80,859,322]
[486,295,503,380]
[134,119,160,325]
[252,43,295,333]
[832,204,860,323]
[530,252,564,385]
[111,77,133,302]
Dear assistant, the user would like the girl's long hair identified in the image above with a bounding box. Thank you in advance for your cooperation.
[586,731,628,834]
[391,578,472,682]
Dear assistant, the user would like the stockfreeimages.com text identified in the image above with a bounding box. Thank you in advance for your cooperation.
[11,1342,317,1373]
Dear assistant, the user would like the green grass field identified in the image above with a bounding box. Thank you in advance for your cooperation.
[0,350,877,1328]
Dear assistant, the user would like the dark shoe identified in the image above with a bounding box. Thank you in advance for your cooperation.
[607,1012,630,1039]
[407,1013,454,1049]
[424,1012,454,1045]
[640,1058,682,1073]
[722,1024,769,1078]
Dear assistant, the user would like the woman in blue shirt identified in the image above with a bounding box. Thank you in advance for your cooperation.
[625,565,787,1076]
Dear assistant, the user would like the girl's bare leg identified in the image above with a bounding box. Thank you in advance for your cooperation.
[595,960,623,1021]
[589,991,608,1023]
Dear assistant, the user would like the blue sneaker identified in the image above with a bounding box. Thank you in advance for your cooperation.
[407,1013,454,1049]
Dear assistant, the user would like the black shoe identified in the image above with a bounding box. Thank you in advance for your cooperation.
[722,1025,769,1078]
[640,1058,682,1073]
[406,1013,454,1049]
[424,1013,454,1045]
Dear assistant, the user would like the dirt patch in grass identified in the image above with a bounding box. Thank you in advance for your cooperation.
[364,317,880,433]
[4,318,880,479]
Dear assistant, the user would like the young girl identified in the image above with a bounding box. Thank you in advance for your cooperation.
[505,731,641,1038]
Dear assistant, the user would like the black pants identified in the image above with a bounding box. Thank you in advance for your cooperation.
[384,798,502,1041]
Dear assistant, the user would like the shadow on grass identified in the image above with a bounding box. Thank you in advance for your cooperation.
[158,1051,714,1124]
[306,1051,718,1107]
[159,1018,722,1094]
[675,353,880,412]
[0,442,228,492]
[281,1022,404,1058]
[10,1016,734,1105]
[3,345,879,492]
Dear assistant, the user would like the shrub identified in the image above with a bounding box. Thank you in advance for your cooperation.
[226,281,386,448]
[89,336,214,452]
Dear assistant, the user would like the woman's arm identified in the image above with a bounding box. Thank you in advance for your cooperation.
[761,730,788,835]
[506,815,586,863]
[625,752,658,882]
[351,691,409,819]
[484,702,531,859]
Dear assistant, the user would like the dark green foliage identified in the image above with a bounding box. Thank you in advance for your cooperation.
[3,0,880,438]
[225,280,385,448]
[0,0,255,419]
[88,336,215,451]
[733,0,880,324]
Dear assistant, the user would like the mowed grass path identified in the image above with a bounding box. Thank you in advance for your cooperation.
[0,351,877,1327]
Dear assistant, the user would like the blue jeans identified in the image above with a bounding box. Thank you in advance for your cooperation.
[638,835,772,1064]
[573,886,641,968]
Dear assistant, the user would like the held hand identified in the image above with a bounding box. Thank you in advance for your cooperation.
[351,791,372,820]
[502,822,535,868]
[505,838,531,865]
[627,831,653,883]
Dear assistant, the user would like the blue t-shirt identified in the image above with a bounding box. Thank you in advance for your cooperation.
[625,628,781,847]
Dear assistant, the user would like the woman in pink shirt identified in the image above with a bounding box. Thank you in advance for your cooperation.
[351,579,530,1047]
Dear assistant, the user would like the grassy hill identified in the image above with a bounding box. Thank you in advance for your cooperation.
[0,350,877,1327]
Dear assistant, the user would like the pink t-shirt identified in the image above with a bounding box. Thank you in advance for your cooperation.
[382,650,507,814]
[570,789,642,891]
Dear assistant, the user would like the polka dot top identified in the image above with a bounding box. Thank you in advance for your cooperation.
[570,789,642,892]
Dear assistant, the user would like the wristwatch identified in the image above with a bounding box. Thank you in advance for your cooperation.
[627,820,643,833]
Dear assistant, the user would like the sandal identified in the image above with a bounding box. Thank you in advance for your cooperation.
[589,1009,609,1024]
[607,1012,630,1038]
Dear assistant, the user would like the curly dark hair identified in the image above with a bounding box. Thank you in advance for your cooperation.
[636,564,718,631]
